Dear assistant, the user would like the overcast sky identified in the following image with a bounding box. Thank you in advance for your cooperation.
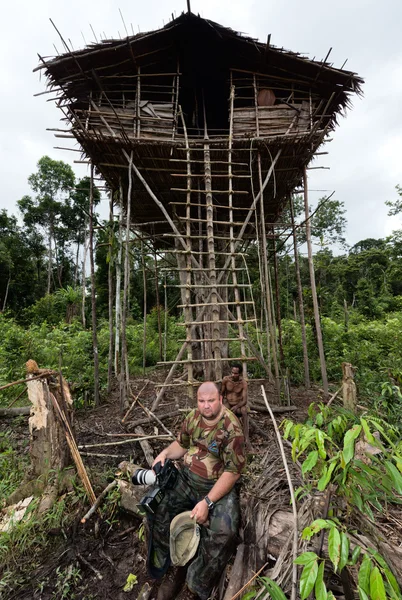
[1,0,401,246]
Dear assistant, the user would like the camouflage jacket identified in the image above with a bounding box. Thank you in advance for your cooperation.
[177,406,246,480]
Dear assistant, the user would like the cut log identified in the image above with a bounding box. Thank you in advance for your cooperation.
[118,480,147,518]
[0,406,30,417]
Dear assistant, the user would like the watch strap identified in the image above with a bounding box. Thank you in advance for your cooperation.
[204,495,214,510]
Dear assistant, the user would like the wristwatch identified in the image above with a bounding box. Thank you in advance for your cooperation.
[204,495,215,511]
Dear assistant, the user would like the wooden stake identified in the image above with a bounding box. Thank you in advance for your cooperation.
[107,190,114,396]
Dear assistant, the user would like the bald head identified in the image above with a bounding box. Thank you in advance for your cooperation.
[197,381,222,420]
[198,381,220,397]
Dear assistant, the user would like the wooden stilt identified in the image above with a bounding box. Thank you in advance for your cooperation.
[89,163,100,407]
[303,168,328,396]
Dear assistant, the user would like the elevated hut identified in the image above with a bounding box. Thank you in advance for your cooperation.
[37,12,362,399]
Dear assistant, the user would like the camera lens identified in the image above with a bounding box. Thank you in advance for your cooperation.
[132,468,156,486]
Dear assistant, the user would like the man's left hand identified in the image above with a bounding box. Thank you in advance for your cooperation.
[190,499,209,524]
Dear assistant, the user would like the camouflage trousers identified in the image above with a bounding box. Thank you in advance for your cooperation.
[147,466,240,600]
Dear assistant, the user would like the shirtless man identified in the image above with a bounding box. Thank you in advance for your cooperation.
[221,364,251,450]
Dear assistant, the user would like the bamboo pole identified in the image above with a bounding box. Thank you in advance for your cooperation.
[203,98,222,381]
[180,108,194,399]
[107,190,114,396]
[271,227,285,368]
[121,154,133,409]
[114,187,123,374]
[89,164,100,407]
[228,85,247,378]
[141,241,147,376]
[303,168,328,396]
[153,249,163,361]
[257,152,280,396]
[290,195,310,388]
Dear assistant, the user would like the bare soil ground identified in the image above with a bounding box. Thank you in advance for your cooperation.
[1,374,322,600]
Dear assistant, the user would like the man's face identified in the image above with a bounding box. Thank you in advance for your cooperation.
[231,367,241,381]
[197,387,222,420]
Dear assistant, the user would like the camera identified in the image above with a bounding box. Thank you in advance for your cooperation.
[132,459,178,515]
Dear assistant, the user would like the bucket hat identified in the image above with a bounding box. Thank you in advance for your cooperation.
[169,511,201,566]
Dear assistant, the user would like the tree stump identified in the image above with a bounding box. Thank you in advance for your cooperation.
[342,362,357,412]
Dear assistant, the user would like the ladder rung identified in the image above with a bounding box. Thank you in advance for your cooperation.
[157,357,257,365]
[177,319,257,325]
[178,338,246,343]
[176,217,251,226]
[171,188,249,195]
[177,301,253,308]
[171,284,251,288]
[168,202,254,211]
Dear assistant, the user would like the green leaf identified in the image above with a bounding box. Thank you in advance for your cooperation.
[301,520,333,541]
[123,573,138,592]
[283,420,294,440]
[316,413,324,427]
[240,592,257,600]
[358,586,370,600]
[318,461,337,491]
[300,559,318,600]
[339,532,350,572]
[316,430,327,459]
[385,460,402,494]
[360,418,378,446]
[343,425,362,465]
[358,555,372,596]
[294,551,319,565]
[369,566,386,600]
[315,560,327,600]
[259,577,288,600]
[302,450,319,476]
[350,546,361,566]
[328,527,341,572]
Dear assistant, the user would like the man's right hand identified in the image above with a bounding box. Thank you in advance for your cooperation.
[152,450,167,469]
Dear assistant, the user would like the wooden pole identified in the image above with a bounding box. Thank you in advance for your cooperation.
[141,240,147,376]
[229,86,247,378]
[121,154,133,409]
[203,98,222,381]
[290,195,310,389]
[89,163,100,407]
[153,249,163,362]
[303,168,328,396]
[271,227,285,368]
[107,190,114,396]
[114,191,123,374]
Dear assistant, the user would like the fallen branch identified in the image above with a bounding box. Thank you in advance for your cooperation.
[261,385,298,600]
[126,409,180,430]
[80,452,125,458]
[228,561,268,600]
[135,426,154,467]
[122,381,150,423]
[7,387,28,408]
[0,371,53,391]
[326,387,342,407]
[76,552,103,580]
[81,480,118,524]
[249,404,298,414]
[50,391,96,506]
[78,434,171,449]
[0,406,30,417]
[137,400,175,439]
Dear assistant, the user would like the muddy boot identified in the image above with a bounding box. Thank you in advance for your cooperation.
[156,566,187,600]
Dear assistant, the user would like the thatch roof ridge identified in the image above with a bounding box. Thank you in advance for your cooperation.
[34,11,363,95]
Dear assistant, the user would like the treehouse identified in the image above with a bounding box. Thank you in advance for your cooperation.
[37,11,362,397]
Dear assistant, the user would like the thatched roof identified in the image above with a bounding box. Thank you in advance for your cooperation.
[37,12,363,240]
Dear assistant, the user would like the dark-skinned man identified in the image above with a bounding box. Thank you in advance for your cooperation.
[148,381,246,600]
[221,363,251,450]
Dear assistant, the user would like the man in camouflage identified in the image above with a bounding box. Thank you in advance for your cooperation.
[148,381,246,600]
